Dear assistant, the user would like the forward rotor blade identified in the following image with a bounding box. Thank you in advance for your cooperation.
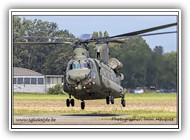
[107,39,127,43]
[110,22,177,38]
[15,36,75,40]
[14,42,73,45]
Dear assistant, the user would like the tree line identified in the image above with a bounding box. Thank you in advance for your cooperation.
[13,16,177,89]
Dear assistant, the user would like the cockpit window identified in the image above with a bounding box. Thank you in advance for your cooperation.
[68,62,91,70]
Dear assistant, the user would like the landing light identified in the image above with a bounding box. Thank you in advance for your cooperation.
[83,86,86,89]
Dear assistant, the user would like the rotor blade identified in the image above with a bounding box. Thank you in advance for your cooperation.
[13,42,73,45]
[14,36,77,44]
[15,36,75,40]
[115,31,177,40]
[16,36,59,39]
[128,31,177,38]
[110,23,177,38]
[107,31,177,43]
[107,39,127,43]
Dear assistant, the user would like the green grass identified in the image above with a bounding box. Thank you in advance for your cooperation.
[13,92,176,101]
[125,92,176,101]
[14,109,176,120]
[13,92,68,100]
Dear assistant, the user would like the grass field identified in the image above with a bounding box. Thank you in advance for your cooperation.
[13,92,178,120]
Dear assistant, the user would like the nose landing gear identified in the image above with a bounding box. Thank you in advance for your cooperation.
[66,97,85,110]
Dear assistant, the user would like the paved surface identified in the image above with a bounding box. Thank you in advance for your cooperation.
[13,114,177,125]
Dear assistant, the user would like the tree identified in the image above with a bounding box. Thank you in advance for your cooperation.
[103,31,109,37]
[110,37,152,88]
[92,31,98,39]
[99,31,103,38]
[48,83,64,94]
[154,46,164,55]
[163,52,177,88]
[13,16,75,74]
[42,45,72,75]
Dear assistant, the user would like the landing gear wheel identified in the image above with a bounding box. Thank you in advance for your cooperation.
[121,99,126,107]
[71,99,75,107]
[81,101,85,110]
[106,96,110,105]
[111,96,114,104]
[66,99,70,107]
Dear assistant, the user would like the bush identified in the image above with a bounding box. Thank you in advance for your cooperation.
[48,83,64,94]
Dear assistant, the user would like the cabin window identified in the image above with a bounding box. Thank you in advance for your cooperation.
[83,63,88,68]
[69,64,73,70]
[89,61,93,69]
[69,62,91,70]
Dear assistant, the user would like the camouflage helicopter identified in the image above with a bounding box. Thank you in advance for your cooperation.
[14,22,177,110]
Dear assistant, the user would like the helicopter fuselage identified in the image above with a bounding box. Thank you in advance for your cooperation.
[64,58,125,100]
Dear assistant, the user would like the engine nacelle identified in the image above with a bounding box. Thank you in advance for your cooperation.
[119,73,124,81]
[108,58,123,70]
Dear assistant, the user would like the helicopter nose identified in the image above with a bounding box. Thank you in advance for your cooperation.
[67,69,90,82]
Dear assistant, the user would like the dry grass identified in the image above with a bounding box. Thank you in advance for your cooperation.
[13,92,178,119]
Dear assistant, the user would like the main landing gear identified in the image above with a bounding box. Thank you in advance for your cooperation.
[106,96,114,104]
[81,100,85,110]
[106,96,126,107]
[121,98,126,107]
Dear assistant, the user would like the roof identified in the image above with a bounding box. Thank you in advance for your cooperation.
[13,67,44,76]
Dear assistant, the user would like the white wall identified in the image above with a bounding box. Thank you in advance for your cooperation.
[13,84,46,93]
[13,76,63,93]
[13,83,61,93]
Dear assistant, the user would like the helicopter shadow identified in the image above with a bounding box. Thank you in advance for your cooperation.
[61,113,121,117]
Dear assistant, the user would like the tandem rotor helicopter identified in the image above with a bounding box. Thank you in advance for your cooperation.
[14,22,177,109]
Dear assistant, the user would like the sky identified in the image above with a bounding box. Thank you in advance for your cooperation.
[19,15,177,53]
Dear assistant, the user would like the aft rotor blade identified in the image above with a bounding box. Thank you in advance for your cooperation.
[99,31,177,43]
[110,22,177,38]
[109,31,177,42]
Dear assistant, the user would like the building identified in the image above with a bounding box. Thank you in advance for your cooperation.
[13,67,64,93]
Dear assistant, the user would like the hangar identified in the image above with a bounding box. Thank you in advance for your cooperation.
[13,67,63,93]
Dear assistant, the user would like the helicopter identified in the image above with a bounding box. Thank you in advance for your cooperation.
[14,22,177,110]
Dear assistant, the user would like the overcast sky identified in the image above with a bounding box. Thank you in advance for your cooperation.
[19,15,177,53]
